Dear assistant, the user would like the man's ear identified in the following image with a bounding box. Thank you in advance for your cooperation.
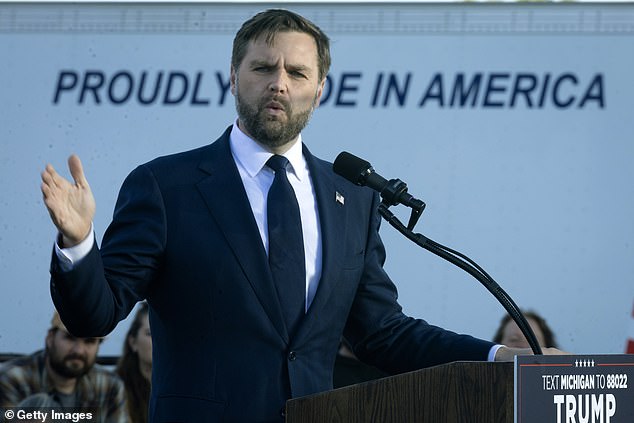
[45,329,55,351]
[230,65,237,96]
[314,77,326,107]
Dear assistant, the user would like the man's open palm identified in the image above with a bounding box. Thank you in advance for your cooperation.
[41,154,96,247]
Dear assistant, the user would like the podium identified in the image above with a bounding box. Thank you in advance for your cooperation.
[286,361,514,423]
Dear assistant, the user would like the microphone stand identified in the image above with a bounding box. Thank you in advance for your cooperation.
[377,198,543,355]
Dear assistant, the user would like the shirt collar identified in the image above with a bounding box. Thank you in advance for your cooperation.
[229,119,305,181]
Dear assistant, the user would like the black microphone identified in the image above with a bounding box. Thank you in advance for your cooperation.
[333,151,425,210]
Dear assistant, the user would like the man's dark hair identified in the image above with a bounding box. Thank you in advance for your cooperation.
[231,9,331,82]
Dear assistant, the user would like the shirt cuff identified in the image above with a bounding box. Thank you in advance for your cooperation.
[488,344,504,362]
[54,224,95,272]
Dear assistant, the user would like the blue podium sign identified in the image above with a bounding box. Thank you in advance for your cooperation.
[515,354,634,423]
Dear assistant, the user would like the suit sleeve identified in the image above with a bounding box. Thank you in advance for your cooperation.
[343,192,495,374]
[50,164,165,337]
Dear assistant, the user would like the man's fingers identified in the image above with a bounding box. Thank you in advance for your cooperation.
[41,165,59,197]
[43,163,69,191]
[41,164,56,185]
[68,154,89,188]
[40,180,51,198]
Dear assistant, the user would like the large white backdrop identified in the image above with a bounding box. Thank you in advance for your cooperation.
[1,2,633,357]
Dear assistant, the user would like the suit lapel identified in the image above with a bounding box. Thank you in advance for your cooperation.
[194,133,351,344]
[298,147,349,337]
[196,128,288,343]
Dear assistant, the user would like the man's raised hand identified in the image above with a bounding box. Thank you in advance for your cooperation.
[41,154,96,247]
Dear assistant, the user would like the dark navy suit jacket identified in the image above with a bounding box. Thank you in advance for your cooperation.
[51,126,494,422]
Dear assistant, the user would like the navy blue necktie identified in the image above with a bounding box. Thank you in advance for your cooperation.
[266,155,306,336]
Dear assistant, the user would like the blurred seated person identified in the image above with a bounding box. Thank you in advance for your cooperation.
[333,338,388,388]
[493,310,558,349]
[17,392,60,407]
[116,302,152,423]
[0,311,128,423]
[17,394,68,423]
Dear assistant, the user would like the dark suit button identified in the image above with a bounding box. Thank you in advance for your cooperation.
[288,351,297,361]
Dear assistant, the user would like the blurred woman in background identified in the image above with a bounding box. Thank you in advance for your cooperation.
[116,302,151,423]
[493,310,558,349]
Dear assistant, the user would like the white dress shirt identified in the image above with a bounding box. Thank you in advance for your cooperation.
[229,122,323,311]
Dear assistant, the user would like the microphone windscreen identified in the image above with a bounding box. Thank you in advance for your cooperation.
[333,151,371,185]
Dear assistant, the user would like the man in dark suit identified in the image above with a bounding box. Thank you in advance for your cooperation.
[41,9,562,423]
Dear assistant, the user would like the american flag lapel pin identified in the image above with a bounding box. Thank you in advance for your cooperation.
[335,191,345,205]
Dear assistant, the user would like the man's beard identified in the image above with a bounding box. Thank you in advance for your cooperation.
[47,349,94,379]
[235,88,318,149]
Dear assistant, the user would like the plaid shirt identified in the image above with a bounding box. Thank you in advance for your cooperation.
[0,350,128,423]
